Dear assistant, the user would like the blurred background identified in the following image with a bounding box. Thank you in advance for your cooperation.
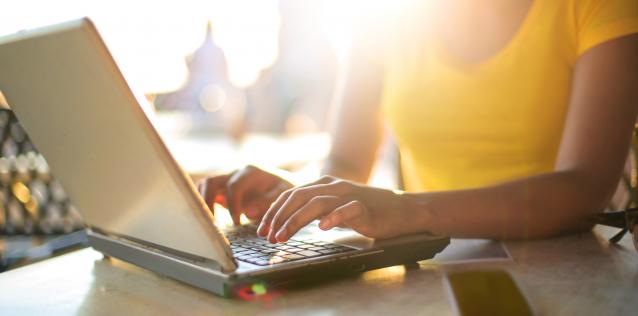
[0,0,406,268]
[0,0,404,181]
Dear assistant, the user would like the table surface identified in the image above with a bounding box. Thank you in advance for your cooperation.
[0,226,636,316]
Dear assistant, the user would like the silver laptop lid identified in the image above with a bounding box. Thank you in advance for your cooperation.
[0,18,237,271]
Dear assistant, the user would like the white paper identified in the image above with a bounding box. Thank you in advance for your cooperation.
[432,239,512,264]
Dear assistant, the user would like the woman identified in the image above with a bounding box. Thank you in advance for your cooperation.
[199,0,638,243]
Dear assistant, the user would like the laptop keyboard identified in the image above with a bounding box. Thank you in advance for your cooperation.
[224,226,355,266]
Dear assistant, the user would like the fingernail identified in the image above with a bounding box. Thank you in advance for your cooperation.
[319,218,331,230]
[257,223,266,236]
[275,228,287,242]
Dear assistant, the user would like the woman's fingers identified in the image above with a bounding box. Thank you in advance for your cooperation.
[273,195,344,242]
[319,200,367,230]
[262,176,334,221]
[226,168,261,224]
[243,196,272,220]
[257,176,335,236]
[198,166,294,226]
[264,181,353,241]
[215,194,228,209]
[226,165,284,225]
[246,182,290,219]
[197,174,231,213]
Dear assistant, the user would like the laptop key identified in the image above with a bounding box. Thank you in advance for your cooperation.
[318,249,340,255]
[225,226,354,265]
[278,245,301,251]
[282,254,304,260]
[269,256,285,264]
[245,258,261,264]
[297,250,321,257]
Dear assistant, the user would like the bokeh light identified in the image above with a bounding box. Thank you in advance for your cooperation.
[0,0,410,92]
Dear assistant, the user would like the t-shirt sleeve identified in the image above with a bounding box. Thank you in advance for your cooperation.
[576,0,638,56]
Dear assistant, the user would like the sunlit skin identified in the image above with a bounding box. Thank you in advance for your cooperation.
[198,0,638,242]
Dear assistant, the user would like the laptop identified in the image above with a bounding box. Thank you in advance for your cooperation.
[0,18,449,297]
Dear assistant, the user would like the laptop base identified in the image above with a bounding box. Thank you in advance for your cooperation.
[87,229,236,296]
[87,229,449,298]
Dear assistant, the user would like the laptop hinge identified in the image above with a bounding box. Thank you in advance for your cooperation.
[86,228,224,272]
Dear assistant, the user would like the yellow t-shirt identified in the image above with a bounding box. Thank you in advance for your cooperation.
[381,0,638,192]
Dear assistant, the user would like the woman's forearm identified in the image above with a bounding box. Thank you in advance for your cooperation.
[403,170,616,239]
[322,156,371,184]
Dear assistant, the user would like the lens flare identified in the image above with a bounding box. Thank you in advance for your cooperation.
[235,282,279,302]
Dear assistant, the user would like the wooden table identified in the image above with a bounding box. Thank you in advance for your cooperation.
[0,226,636,315]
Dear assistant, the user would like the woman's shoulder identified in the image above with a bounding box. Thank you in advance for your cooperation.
[563,0,638,56]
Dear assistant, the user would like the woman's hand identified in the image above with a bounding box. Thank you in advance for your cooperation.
[197,165,293,225]
[256,175,417,243]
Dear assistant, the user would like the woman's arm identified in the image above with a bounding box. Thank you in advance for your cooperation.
[414,34,638,239]
[322,38,385,183]
[198,34,385,224]
[257,34,638,242]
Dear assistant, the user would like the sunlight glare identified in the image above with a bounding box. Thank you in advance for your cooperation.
[0,0,413,92]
